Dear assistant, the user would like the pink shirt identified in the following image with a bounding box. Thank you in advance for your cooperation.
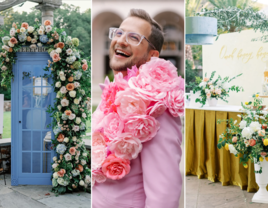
[92,111,182,208]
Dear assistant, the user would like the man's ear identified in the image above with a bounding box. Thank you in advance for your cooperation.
[147,50,159,61]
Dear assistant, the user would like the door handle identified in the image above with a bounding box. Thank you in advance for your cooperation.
[19,121,21,123]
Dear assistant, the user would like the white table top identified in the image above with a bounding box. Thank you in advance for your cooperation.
[0,138,11,146]
[186,105,243,112]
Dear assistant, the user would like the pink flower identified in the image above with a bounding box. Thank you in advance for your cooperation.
[208,82,212,85]
[92,145,107,170]
[206,92,211,98]
[203,77,209,82]
[260,152,267,156]
[10,37,18,44]
[232,137,237,143]
[45,25,52,33]
[92,131,106,146]
[103,112,124,141]
[52,53,61,62]
[124,115,160,142]
[216,89,221,95]
[92,109,105,132]
[124,65,139,81]
[102,154,130,180]
[100,82,122,115]
[57,169,66,177]
[164,90,184,117]
[69,147,76,155]
[109,133,142,160]
[114,72,129,90]
[82,63,88,71]
[92,169,107,186]
[178,76,184,91]
[115,88,149,119]
[146,102,167,118]
[129,57,180,101]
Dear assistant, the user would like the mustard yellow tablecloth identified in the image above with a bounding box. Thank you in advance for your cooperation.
[186,109,260,192]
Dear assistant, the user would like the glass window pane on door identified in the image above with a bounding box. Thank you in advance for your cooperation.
[32,153,41,173]
[22,152,31,173]
[42,152,51,173]
[22,131,31,151]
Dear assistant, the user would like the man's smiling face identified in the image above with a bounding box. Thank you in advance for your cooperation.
[109,16,152,73]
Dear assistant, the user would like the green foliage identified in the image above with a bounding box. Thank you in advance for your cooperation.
[185,59,200,92]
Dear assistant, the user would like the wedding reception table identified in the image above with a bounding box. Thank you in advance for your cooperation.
[185,105,262,192]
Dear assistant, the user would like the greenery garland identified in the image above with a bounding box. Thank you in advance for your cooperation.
[0,18,91,194]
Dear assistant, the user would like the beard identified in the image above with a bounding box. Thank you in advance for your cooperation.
[109,47,148,72]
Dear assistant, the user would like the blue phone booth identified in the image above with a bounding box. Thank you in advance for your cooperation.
[11,48,56,185]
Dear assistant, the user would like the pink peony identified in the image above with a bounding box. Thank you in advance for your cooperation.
[178,76,184,91]
[100,82,122,115]
[164,90,184,117]
[92,131,106,146]
[82,63,88,71]
[114,72,129,90]
[103,112,124,141]
[109,133,142,160]
[92,109,105,132]
[92,169,107,186]
[115,88,149,119]
[146,102,167,118]
[128,57,180,101]
[203,77,209,82]
[92,145,107,170]
[124,115,160,143]
[124,65,139,81]
[52,53,61,62]
[102,154,130,180]
[215,89,221,95]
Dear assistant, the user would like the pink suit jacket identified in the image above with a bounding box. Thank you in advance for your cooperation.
[92,110,182,208]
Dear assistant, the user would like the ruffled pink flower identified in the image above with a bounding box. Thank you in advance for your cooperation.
[203,77,209,82]
[57,169,66,177]
[115,88,149,119]
[100,82,122,114]
[124,115,160,142]
[103,112,124,141]
[178,76,184,91]
[114,72,129,90]
[102,154,130,180]
[124,65,139,81]
[146,102,167,118]
[92,131,106,146]
[92,169,107,186]
[216,89,221,95]
[82,63,88,71]
[164,90,184,117]
[109,133,142,160]
[52,53,61,62]
[92,145,107,170]
[92,109,105,132]
[129,57,180,101]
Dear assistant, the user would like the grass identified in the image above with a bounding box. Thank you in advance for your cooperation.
[3,111,11,139]
[1,111,91,139]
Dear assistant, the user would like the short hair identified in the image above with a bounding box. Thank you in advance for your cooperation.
[129,9,164,53]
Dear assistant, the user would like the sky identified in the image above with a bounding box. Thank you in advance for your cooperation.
[11,0,91,13]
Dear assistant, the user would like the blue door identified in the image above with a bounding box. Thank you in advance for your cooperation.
[11,52,55,185]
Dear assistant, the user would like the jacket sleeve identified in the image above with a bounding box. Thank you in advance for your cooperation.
[140,112,182,208]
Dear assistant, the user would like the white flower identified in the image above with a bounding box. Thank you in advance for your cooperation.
[56,48,62,53]
[263,111,268,116]
[64,153,72,161]
[40,25,45,30]
[74,98,80,104]
[239,120,247,129]
[205,89,210,93]
[74,82,80,88]
[35,18,39,22]
[82,152,87,157]
[260,116,266,120]
[60,76,66,81]
[55,81,61,88]
[85,175,90,184]
[1,66,7,71]
[53,156,57,161]
[28,26,34,33]
[69,90,76,98]
[53,172,59,179]
[60,86,67,94]
[69,113,76,120]
[37,43,42,47]
[2,45,9,51]
[73,136,77,142]
[31,39,37,44]
[66,48,73,55]
[82,113,86,118]
[38,29,44,35]
[10,28,16,36]
[61,98,69,107]
[73,125,79,131]
[56,92,61,98]
[79,180,85,186]
[81,160,86,166]
[75,155,79,160]
[241,127,253,139]
[228,144,238,155]
[52,163,58,169]
[45,25,52,33]
[5,58,9,62]
[64,137,69,143]
[249,121,261,132]
[59,71,64,76]
[234,120,237,124]
[20,27,26,33]
[8,41,14,47]
[75,117,81,124]
[30,44,37,49]
[57,105,62,111]
[222,82,230,90]
[82,59,87,64]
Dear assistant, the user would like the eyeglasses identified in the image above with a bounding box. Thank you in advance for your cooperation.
[109,27,156,50]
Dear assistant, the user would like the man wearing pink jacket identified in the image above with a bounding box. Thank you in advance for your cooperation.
[92,9,182,208]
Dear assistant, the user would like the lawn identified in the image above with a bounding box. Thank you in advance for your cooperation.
[1,111,91,139]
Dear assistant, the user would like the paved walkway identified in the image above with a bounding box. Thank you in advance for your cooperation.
[0,174,91,208]
[186,176,268,208]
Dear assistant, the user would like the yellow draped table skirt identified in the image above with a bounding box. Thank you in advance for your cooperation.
[185,108,264,192]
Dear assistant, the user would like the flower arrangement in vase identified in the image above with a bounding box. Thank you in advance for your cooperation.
[191,71,243,106]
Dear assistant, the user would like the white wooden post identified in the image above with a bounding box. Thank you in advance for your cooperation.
[0,94,3,136]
